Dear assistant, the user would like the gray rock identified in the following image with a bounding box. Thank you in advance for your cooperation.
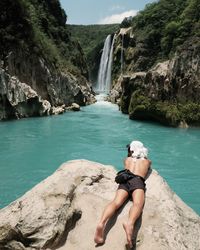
[109,75,123,105]
[65,103,80,111]
[0,67,52,120]
[0,160,199,250]
[51,105,65,115]
[0,49,95,121]
[6,51,95,107]
[111,30,200,126]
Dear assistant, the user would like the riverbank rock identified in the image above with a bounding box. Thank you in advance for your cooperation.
[65,103,80,111]
[116,52,200,127]
[0,67,52,120]
[0,160,199,250]
[51,105,65,115]
[0,1,96,121]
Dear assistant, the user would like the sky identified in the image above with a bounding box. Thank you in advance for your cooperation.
[60,0,156,25]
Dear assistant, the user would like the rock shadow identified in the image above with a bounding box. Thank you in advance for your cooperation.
[53,210,82,250]
[129,214,142,250]
[145,167,152,181]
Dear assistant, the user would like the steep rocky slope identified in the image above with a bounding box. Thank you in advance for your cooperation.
[0,160,199,249]
[0,0,95,120]
[110,0,200,127]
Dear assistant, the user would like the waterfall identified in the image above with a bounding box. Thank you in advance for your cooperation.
[105,34,116,93]
[96,34,115,94]
[121,34,124,75]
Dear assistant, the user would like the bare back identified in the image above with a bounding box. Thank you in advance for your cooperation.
[124,157,151,178]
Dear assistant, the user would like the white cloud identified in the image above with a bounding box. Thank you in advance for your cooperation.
[98,10,138,24]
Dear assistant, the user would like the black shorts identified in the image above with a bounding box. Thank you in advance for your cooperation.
[118,176,146,197]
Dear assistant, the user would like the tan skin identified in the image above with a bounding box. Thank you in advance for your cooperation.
[94,153,151,248]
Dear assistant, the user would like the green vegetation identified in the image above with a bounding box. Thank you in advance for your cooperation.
[128,90,151,115]
[67,24,119,80]
[126,90,200,126]
[136,0,200,56]
[122,0,200,70]
[0,0,88,77]
[117,0,200,126]
[67,24,119,59]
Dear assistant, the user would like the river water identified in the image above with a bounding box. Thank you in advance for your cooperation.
[0,97,200,214]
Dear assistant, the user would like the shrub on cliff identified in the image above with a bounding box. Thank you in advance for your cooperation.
[127,0,200,68]
[179,102,200,125]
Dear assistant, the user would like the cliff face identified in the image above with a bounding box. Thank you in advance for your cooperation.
[0,67,51,119]
[111,32,200,127]
[0,0,94,120]
[0,160,200,250]
[110,0,200,127]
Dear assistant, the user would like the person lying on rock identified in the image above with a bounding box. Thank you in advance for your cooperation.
[94,140,151,248]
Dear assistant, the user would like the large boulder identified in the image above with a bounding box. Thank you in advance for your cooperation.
[0,67,51,120]
[0,160,199,250]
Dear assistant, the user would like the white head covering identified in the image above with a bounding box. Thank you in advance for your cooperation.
[129,140,148,159]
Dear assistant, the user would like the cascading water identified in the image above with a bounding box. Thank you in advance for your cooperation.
[96,34,115,94]
[105,34,116,93]
[121,34,124,75]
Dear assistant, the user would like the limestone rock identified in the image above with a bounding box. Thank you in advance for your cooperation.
[0,67,52,120]
[40,100,51,116]
[0,48,95,121]
[6,51,95,107]
[65,103,80,112]
[118,54,200,126]
[51,105,65,115]
[109,75,122,105]
[111,28,200,127]
[0,160,199,250]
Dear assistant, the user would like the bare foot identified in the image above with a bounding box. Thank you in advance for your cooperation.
[94,223,105,244]
[123,222,133,248]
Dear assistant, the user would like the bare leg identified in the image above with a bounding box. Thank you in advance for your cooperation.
[123,189,144,248]
[94,189,128,244]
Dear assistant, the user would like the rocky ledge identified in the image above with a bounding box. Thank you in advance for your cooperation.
[0,160,199,250]
[0,66,95,120]
[0,52,96,120]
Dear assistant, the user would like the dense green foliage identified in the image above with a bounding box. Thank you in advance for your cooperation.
[0,0,87,76]
[67,24,119,59]
[67,24,119,80]
[124,91,200,126]
[112,0,200,79]
[129,0,200,66]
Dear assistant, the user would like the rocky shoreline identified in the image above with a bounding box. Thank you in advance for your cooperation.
[0,61,95,120]
[0,160,199,250]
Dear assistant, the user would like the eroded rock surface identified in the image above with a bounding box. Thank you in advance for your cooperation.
[111,29,200,127]
[0,52,95,120]
[0,160,199,250]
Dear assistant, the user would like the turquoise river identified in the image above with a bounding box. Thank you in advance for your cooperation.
[0,97,200,215]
